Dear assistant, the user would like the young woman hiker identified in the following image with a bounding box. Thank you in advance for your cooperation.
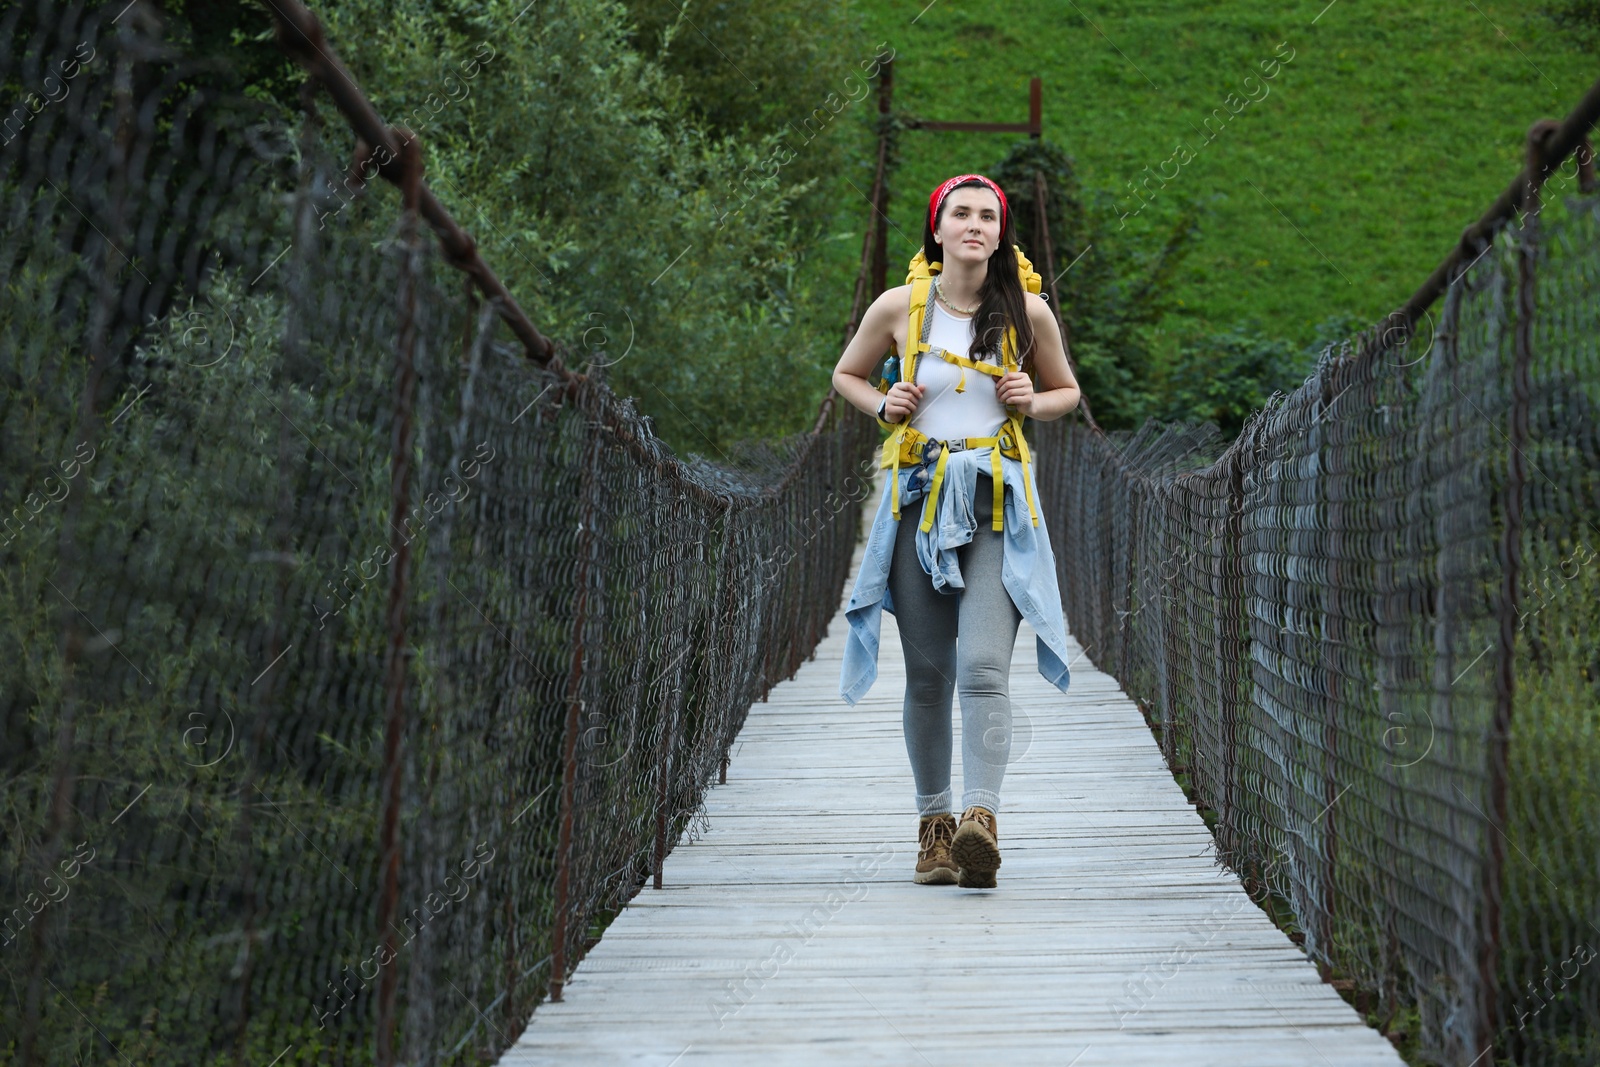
[832,174,1081,889]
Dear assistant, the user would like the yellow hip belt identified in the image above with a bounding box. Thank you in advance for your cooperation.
[879,420,1039,534]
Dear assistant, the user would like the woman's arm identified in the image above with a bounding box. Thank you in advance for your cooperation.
[995,293,1081,421]
[831,285,924,424]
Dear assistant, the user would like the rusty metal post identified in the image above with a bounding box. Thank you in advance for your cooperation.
[1219,443,1248,856]
[800,489,822,671]
[1157,513,1179,772]
[653,505,685,891]
[1158,510,1179,773]
[873,58,893,296]
[374,128,422,1067]
[551,406,600,1003]
[653,708,673,891]
[1028,171,1097,432]
[1317,365,1344,979]
[1032,171,1061,312]
[716,509,737,786]
[501,892,518,1035]
[1475,121,1547,1063]
[848,76,893,343]
[20,39,134,1058]
[1120,498,1139,686]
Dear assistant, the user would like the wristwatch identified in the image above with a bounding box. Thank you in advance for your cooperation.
[875,396,891,423]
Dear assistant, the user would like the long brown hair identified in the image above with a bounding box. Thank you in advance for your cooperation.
[922,178,1036,373]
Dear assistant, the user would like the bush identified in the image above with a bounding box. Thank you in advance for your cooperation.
[1142,312,1366,439]
[995,138,1204,431]
[1544,0,1600,45]
[113,0,864,456]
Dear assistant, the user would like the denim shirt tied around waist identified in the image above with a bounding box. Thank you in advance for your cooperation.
[839,446,1073,705]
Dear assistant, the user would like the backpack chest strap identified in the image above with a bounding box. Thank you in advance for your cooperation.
[889,274,1035,530]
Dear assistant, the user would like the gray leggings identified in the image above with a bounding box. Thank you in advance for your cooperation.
[888,472,1022,817]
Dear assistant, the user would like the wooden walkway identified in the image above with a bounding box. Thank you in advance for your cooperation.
[500,483,1406,1067]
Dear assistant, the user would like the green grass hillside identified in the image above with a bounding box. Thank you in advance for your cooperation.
[808,0,1595,385]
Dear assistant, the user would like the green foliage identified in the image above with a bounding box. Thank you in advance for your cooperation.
[1146,325,1302,438]
[280,0,864,457]
[0,253,391,1060]
[995,138,1205,431]
[87,0,1598,452]
[80,0,867,458]
[1543,0,1600,46]
[616,0,873,242]
[849,0,1596,417]
[156,0,306,114]
[619,0,863,138]
[1139,319,1365,439]
[991,140,1365,439]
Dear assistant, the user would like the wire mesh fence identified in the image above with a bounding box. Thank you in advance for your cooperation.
[0,1,876,1064]
[10,0,1600,1065]
[1033,135,1600,1065]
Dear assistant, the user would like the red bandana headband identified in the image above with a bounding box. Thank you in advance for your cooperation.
[928,173,1008,237]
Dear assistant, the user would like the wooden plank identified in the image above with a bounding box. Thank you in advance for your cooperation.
[497,480,1404,1067]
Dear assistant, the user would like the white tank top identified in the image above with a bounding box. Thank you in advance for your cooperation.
[908,298,1009,441]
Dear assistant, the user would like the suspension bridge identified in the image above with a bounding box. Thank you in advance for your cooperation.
[497,480,1408,1066]
[3,2,1599,1065]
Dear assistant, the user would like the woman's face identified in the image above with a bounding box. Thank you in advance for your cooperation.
[935,186,1002,265]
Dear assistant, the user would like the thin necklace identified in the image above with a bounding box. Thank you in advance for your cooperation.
[934,279,978,316]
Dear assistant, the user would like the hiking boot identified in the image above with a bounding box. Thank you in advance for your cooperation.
[951,806,1000,888]
[914,812,959,885]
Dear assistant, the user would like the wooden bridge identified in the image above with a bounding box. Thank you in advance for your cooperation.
[12,3,1598,1060]
[497,481,1406,1066]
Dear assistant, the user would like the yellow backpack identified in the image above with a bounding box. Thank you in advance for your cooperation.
[878,246,1042,534]
[894,245,1041,383]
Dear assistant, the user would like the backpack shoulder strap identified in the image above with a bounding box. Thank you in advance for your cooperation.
[907,275,933,383]
[1005,245,1040,373]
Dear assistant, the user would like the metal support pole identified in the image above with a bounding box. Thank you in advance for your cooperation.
[1475,119,1549,1063]
[374,127,422,1067]
[653,505,686,891]
[873,59,893,297]
[1029,170,1097,431]
[551,407,600,1003]
[1318,366,1343,977]
[1220,444,1247,857]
